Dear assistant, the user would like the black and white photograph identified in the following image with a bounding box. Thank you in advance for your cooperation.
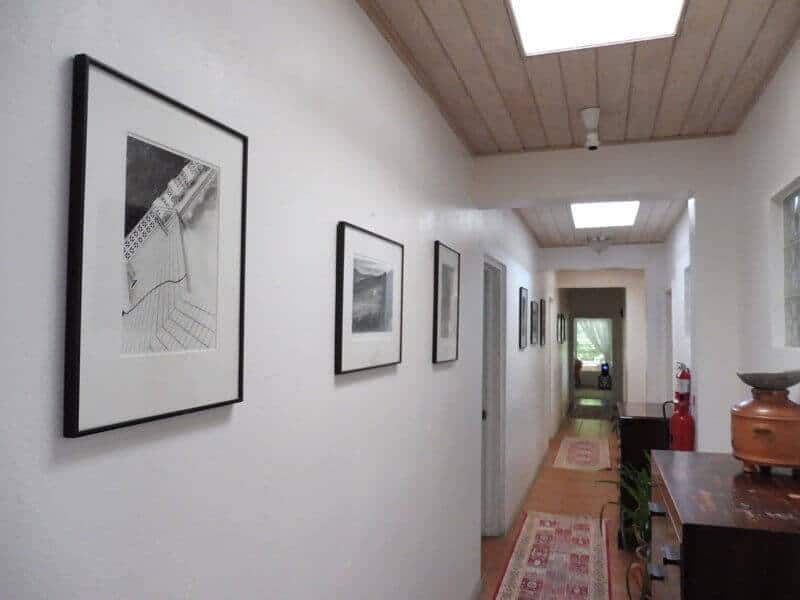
[336,222,404,374]
[530,299,539,347]
[122,135,219,355]
[519,287,529,349]
[433,241,460,363]
[352,255,394,334]
[64,55,247,437]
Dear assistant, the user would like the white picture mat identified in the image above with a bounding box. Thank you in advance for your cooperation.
[340,226,403,371]
[78,64,243,431]
[435,244,459,361]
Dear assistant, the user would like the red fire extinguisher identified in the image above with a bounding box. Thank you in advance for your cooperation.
[662,362,695,451]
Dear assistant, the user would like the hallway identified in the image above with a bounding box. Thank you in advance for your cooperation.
[481,419,631,600]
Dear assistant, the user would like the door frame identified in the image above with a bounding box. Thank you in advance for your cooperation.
[482,255,507,537]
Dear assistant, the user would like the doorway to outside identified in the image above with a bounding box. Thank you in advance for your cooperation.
[481,257,506,537]
[568,287,625,420]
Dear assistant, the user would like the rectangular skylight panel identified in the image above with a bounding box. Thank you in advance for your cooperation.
[571,201,640,229]
[509,0,685,56]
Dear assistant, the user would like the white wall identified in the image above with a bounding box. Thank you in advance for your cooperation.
[665,206,693,379]
[474,137,738,452]
[735,40,800,384]
[546,245,668,405]
[0,2,552,599]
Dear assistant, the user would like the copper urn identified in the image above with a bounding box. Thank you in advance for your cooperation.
[732,371,800,472]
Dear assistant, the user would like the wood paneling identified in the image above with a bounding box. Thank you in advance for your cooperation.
[519,197,687,248]
[461,0,548,149]
[417,0,522,151]
[597,44,634,143]
[359,0,800,154]
[681,0,773,135]
[526,54,573,147]
[627,39,674,140]
[710,0,800,133]
[654,0,729,137]
[560,49,598,146]
[373,0,498,153]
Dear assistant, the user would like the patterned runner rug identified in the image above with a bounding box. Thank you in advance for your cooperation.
[494,512,610,600]
[552,437,611,471]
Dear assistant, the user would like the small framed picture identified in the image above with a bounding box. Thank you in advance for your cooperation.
[530,300,540,346]
[64,55,247,437]
[519,287,529,349]
[433,241,460,363]
[539,298,546,346]
[335,222,404,374]
[558,313,567,344]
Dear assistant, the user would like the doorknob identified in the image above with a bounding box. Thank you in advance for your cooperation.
[482,410,487,421]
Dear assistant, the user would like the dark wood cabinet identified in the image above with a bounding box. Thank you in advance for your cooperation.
[617,402,669,547]
[651,450,800,600]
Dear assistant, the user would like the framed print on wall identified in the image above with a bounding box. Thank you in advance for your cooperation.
[559,314,567,344]
[433,241,460,363]
[530,300,539,346]
[335,222,404,374]
[539,298,546,346]
[64,54,247,437]
[519,287,529,349]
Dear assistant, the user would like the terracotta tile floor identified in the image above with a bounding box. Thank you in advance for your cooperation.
[480,418,635,600]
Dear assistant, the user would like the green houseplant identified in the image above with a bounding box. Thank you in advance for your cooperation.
[600,461,654,600]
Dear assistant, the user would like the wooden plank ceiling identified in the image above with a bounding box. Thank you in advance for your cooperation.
[518,196,687,248]
[358,0,800,154]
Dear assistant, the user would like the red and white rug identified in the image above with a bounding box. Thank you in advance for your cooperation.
[494,512,610,600]
[552,437,610,471]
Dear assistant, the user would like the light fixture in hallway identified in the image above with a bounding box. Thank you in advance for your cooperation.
[587,235,611,254]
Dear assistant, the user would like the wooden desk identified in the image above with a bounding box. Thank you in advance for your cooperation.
[617,402,669,547]
[651,451,800,599]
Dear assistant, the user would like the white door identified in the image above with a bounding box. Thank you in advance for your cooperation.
[482,259,506,536]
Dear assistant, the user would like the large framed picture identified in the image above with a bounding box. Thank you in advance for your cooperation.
[432,241,460,363]
[335,222,404,374]
[530,300,540,346]
[64,55,247,437]
[519,287,529,349]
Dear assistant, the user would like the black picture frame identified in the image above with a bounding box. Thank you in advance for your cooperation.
[530,300,539,346]
[519,287,529,349]
[64,54,248,437]
[558,313,567,344]
[539,298,546,346]
[432,241,461,363]
[335,222,404,374]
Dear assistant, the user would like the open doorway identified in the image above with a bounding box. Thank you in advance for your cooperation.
[568,287,625,419]
[481,257,506,537]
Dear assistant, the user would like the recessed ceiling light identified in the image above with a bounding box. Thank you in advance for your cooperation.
[571,201,640,229]
[509,0,685,57]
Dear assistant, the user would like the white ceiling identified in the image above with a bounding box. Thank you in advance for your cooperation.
[517,195,687,247]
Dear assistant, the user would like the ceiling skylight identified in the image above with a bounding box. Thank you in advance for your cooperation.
[571,201,640,229]
[509,0,685,57]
